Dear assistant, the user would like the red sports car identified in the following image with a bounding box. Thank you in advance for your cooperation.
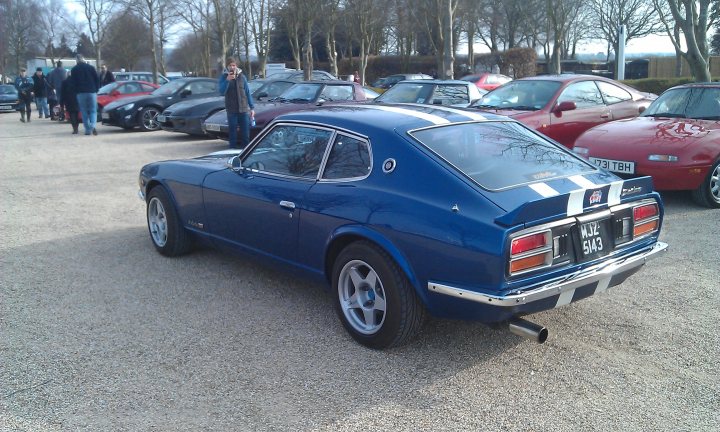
[469,75,655,148]
[460,73,512,91]
[66,80,159,120]
[573,83,720,208]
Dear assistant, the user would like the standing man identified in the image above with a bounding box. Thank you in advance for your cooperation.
[14,68,34,123]
[71,54,100,135]
[47,61,67,120]
[98,64,115,86]
[218,57,254,149]
[61,72,81,134]
[32,68,51,119]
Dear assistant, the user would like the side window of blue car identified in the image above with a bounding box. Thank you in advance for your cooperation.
[322,134,371,180]
[243,125,333,179]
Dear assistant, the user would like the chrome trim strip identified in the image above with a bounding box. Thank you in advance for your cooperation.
[428,241,667,307]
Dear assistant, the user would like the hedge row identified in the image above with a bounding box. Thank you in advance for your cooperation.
[620,77,696,95]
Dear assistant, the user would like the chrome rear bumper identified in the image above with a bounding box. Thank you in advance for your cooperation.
[428,241,668,307]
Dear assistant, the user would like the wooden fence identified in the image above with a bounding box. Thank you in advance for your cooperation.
[648,56,720,79]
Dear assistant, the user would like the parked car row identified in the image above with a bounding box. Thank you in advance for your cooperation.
[98,73,718,208]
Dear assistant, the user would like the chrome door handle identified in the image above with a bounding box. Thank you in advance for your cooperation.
[279,200,296,210]
[600,113,611,119]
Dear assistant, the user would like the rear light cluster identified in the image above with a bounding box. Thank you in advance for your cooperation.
[507,200,660,276]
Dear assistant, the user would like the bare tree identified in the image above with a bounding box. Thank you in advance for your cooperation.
[320,0,341,77]
[346,0,387,84]
[177,0,214,76]
[2,0,44,74]
[590,0,665,75]
[654,0,717,81]
[38,0,71,63]
[248,0,274,77]
[103,10,152,70]
[76,0,118,66]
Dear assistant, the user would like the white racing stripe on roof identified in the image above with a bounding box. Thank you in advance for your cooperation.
[428,106,487,121]
[360,105,450,125]
[569,175,596,189]
[608,181,623,205]
[529,182,560,197]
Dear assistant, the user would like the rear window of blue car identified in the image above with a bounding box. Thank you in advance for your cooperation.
[409,121,595,190]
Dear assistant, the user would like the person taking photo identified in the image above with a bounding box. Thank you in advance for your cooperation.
[218,57,255,149]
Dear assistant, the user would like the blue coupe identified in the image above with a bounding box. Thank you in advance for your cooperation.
[139,104,667,349]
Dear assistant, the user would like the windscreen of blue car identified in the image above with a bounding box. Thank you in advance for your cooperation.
[409,121,596,191]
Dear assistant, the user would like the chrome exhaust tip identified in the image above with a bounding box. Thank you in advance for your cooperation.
[508,317,548,344]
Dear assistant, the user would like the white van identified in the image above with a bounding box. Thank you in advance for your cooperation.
[114,71,169,85]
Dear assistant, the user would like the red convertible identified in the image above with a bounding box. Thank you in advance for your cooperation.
[469,75,655,148]
[573,83,720,208]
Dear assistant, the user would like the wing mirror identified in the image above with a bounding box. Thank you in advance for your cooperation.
[638,106,646,114]
[553,101,577,115]
[256,91,268,100]
[316,98,326,106]
[180,89,192,97]
[110,90,120,97]
[228,155,243,173]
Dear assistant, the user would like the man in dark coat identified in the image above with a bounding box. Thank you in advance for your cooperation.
[32,67,51,118]
[61,72,81,134]
[99,65,115,86]
[71,54,100,135]
[47,61,67,120]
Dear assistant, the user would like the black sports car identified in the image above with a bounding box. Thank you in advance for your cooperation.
[158,79,296,136]
[101,78,217,131]
[202,81,368,140]
[0,85,19,113]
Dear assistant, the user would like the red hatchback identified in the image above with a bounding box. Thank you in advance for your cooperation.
[573,83,720,208]
[469,75,655,148]
[460,73,512,91]
[97,80,159,108]
[67,80,159,121]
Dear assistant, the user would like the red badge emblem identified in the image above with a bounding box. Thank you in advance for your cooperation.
[589,190,603,204]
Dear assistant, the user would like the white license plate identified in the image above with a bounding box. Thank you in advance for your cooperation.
[157,115,166,122]
[0,104,13,111]
[102,112,110,119]
[589,157,635,174]
[205,123,221,132]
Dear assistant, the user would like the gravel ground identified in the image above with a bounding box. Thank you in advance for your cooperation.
[1,113,718,432]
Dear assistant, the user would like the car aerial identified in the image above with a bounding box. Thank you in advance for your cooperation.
[372,79,486,106]
[0,84,19,113]
[114,71,169,85]
[469,74,656,148]
[102,77,217,131]
[158,79,297,137]
[202,80,367,141]
[573,82,720,208]
[376,73,433,89]
[460,72,513,91]
[139,103,667,349]
[69,80,160,121]
[266,70,337,80]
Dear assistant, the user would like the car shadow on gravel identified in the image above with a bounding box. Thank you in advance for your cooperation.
[4,227,523,429]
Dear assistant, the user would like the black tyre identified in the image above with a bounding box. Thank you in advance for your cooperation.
[139,106,161,131]
[146,187,190,256]
[332,241,426,349]
[691,160,720,208]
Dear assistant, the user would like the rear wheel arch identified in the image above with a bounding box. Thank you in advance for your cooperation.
[324,229,424,301]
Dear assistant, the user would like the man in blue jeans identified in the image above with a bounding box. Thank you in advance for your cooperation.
[71,55,100,135]
[218,57,255,149]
